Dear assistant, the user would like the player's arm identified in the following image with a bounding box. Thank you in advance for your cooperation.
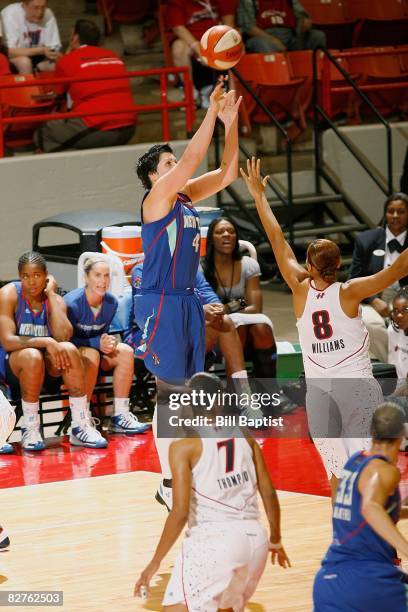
[242,275,262,314]
[44,276,73,342]
[134,440,193,597]
[185,89,242,204]
[143,81,226,221]
[360,460,408,557]
[343,247,408,303]
[241,158,309,292]
[248,437,291,568]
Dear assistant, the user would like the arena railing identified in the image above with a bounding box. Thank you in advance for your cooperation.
[313,46,408,197]
[0,65,195,157]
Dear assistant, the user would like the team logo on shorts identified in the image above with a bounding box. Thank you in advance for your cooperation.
[152,352,160,365]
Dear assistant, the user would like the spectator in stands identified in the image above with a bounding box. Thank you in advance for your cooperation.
[202,217,279,380]
[64,256,149,437]
[388,288,408,380]
[237,0,326,52]
[349,193,408,363]
[166,0,238,107]
[34,19,136,153]
[0,0,61,74]
[0,251,101,453]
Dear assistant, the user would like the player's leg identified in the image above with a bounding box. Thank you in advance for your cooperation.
[47,342,107,449]
[153,377,177,511]
[78,346,100,402]
[8,348,45,451]
[101,343,150,435]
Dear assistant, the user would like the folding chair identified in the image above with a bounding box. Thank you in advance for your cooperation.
[301,0,356,49]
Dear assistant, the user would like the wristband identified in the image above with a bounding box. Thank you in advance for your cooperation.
[269,541,283,551]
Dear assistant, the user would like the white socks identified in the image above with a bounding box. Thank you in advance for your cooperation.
[113,398,130,416]
[69,396,89,427]
[22,400,39,428]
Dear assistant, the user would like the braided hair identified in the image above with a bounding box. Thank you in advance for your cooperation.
[17,251,47,273]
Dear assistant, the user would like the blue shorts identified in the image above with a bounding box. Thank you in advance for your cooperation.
[132,288,205,383]
[313,561,408,611]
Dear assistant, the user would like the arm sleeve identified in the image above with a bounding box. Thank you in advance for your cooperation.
[242,256,261,280]
[45,11,61,49]
[236,0,256,34]
[196,269,221,305]
[166,0,186,29]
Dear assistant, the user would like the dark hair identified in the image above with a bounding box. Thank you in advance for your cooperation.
[391,286,408,330]
[18,251,47,273]
[202,217,242,292]
[189,372,224,416]
[381,192,408,226]
[136,144,173,190]
[306,239,341,284]
[370,402,405,441]
[74,19,101,46]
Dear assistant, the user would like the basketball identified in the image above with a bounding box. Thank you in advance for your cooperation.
[199,25,244,70]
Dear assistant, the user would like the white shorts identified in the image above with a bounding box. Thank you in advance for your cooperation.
[162,520,268,611]
[306,378,383,478]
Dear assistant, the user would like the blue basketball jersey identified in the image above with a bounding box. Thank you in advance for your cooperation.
[64,287,118,351]
[13,281,51,338]
[141,192,201,291]
[324,451,400,566]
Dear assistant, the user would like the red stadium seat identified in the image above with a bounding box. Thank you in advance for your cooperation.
[347,0,408,46]
[289,50,357,121]
[232,53,306,138]
[0,74,55,150]
[0,53,10,76]
[97,0,158,35]
[301,0,356,49]
[346,48,408,118]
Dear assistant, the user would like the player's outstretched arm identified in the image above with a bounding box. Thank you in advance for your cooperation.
[144,80,227,220]
[360,460,408,557]
[134,440,193,598]
[241,158,308,293]
[343,246,408,304]
[186,88,242,203]
[249,437,291,568]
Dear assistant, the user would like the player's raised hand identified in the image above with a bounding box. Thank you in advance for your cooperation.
[218,88,242,126]
[240,157,269,200]
[209,75,227,114]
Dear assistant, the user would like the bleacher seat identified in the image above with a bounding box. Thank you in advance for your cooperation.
[0,74,55,150]
[289,50,357,121]
[233,53,306,137]
[97,0,157,35]
[347,48,408,118]
[301,0,356,49]
[348,0,408,46]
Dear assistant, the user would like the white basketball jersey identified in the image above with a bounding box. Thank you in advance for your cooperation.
[388,325,408,379]
[188,435,259,526]
[296,281,372,378]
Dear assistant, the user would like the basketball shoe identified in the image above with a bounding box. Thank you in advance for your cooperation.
[109,412,151,435]
[70,409,107,449]
[0,526,10,550]
[0,442,14,454]
[21,415,45,452]
[155,478,172,512]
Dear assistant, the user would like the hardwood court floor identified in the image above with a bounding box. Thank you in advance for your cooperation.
[2,468,408,612]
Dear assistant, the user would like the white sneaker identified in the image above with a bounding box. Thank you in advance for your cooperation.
[109,412,151,435]
[155,479,172,512]
[70,423,108,449]
[0,525,10,550]
[21,425,45,451]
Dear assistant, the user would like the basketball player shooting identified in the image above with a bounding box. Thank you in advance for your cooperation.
[134,78,241,510]
[241,157,408,500]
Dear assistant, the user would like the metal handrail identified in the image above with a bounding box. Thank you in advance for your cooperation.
[312,47,394,196]
[0,65,195,156]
